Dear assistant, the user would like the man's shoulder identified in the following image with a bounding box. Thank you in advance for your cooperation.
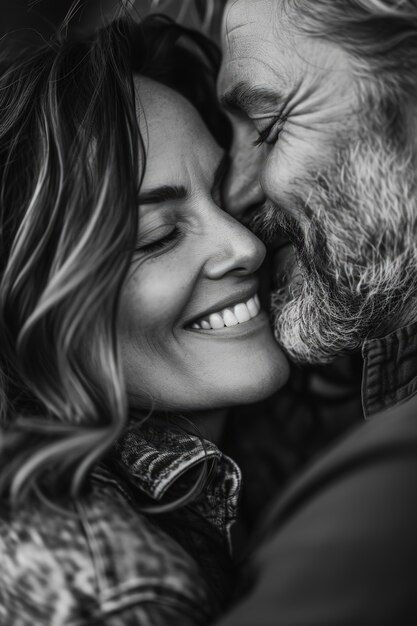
[220,403,417,626]
[264,397,417,530]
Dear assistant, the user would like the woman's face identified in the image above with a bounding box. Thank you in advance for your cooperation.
[118,77,289,411]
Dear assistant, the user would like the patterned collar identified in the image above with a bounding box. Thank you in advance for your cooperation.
[108,419,242,554]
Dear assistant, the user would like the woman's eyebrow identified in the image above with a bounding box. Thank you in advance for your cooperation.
[138,155,228,206]
[138,185,188,205]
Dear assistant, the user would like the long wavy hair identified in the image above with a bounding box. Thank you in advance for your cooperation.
[0,13,230,506]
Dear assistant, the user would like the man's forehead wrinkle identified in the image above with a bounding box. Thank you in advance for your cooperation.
[224,0,278,49]
[226,22,252,38]
[224,0,249,51]
[270,4,352,79]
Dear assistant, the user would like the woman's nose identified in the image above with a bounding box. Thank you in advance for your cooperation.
[203,212,266,279]
[223,120,267,221]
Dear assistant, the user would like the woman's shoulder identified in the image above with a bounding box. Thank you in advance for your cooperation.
[0,490,96,625]
[0,466,214,625]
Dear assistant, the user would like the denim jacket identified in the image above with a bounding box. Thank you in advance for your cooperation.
[0,421,241,625]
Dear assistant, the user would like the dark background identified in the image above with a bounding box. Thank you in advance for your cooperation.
[0,0,223,40]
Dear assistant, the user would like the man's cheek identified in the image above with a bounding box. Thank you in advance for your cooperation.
[261,136,313,205]
[279,121,338,182]
[261,151,287,204]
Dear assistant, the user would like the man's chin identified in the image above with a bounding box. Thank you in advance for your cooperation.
[271,290,355,365]
[271,303,319,365]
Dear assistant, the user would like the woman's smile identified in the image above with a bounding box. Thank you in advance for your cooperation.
[187,293,261,331]
[187,310,270,340]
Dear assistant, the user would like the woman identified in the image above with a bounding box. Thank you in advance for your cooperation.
[0,14,289,625]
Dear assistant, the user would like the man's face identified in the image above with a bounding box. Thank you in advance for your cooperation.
[219,0,417,363]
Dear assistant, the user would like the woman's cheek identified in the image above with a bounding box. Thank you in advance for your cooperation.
[120,260,192,338]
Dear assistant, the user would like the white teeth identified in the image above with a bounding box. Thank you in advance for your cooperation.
[223,309,239,327]
[209,313,225,329]
[190,293,262,331]
[234,303,251,323]
[246,296,259,318]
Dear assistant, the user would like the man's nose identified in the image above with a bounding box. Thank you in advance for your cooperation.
[223,123,266,221]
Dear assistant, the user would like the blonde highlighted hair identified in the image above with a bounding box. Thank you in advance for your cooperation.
[0,13,228,506]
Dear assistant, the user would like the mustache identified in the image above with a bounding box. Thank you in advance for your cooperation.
[247,197,334,285]
[246,199,307,254]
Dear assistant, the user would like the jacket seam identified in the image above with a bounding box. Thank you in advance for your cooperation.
[67,586,210,626]
[74,499,109,605]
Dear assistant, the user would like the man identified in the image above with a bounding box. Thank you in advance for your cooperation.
[217,1,417,623]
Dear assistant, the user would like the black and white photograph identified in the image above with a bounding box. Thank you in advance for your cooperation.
[0,1,416,624]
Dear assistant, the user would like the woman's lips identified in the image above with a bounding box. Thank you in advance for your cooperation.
[188,294,261,330]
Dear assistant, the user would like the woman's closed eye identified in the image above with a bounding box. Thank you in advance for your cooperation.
[136,224,181,254]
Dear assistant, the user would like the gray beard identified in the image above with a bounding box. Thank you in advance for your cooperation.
[259,128,417,364]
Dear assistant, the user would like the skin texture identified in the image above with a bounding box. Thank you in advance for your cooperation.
[218,0,355,222]
[117,77,289,412]
[218,0,417,364]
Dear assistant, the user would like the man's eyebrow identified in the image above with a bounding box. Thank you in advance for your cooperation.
[138,185,188,205]
[220,81,284,117]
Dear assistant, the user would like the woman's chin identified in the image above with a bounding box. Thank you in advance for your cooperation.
[204,343,290,409]
[231,351,290,405]
[124,318,290,413]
